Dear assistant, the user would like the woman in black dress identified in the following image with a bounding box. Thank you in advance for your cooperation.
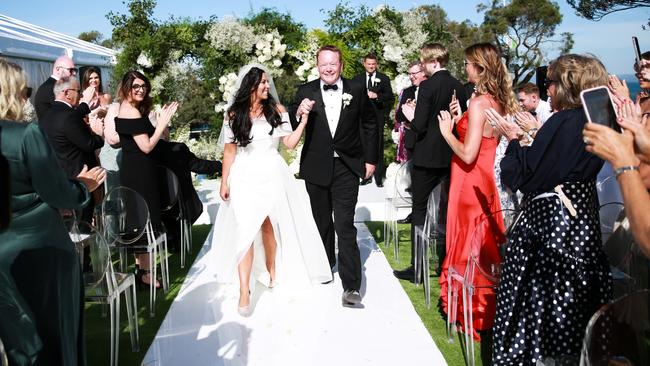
[487,54,613,364]
[114,70,177,287]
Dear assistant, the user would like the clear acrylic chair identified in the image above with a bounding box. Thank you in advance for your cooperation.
[158,166,191,268]
[100,186,169,317]
[383,160,412,261]
[0,337,7,366]
[580,289,650,366]
[69,221,139,366]
[459,209,518,366]
[413,179,448,309]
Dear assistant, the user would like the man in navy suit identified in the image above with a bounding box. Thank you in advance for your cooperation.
[291,45,377,307]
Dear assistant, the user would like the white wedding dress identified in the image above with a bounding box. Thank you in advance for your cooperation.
[211,113,333,288]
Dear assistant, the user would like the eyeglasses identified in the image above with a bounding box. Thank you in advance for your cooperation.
[131,84,148,92]
[544,79,557,88]
[463,60,474,66]
[408,70,423,76]
[66,88,81,94]
[57,66,77,75]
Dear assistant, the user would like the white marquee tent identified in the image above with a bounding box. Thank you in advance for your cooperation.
[0,14,116,94]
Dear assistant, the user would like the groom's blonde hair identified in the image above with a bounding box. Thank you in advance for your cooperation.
[316,45,343,64]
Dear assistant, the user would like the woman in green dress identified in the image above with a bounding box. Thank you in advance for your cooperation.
[0,59,105,365]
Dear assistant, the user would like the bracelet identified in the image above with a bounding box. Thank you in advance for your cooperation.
[527,128,538,139]
[614,165,639,178]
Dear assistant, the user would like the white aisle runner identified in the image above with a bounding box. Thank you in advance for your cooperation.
[142,183,446,366]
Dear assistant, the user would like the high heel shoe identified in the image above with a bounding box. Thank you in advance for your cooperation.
[135,269,162,289]
[269,278,276,289]
[238,291,252,317]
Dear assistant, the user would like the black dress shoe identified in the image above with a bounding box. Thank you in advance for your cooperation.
[360,177,372,186]
[376,183,383,188]
[396,214,411,224]
[393,266,422,283]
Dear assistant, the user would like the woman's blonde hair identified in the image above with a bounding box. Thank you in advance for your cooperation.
[547,54,608,111]
[465,43,519,115]
[0,59,27,121]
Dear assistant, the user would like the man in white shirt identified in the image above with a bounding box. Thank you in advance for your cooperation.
[516,82,553,125]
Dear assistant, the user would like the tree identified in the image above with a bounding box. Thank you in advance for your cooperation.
[479,0,573,86]
[567,0,650,20]
[77,30,114,49]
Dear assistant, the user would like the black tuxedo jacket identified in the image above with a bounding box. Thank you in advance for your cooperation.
[156,141,221,224]
[411,70,468,169]
[34,77,91,122]
[290,78,378,186]
[395,85,418,150]
[352,71,394,123]
[39,101,103,178]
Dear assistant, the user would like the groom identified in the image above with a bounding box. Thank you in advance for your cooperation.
[290,45,378,307]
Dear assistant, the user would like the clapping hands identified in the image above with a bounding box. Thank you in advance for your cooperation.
[401,99,416,122]
[76,165,106,193]
[485,108,523,142]
[156,102,179,129]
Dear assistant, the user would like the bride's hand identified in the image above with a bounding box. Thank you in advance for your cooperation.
[220,181,230,201]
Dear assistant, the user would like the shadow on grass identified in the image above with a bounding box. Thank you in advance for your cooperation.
[365,221,485,366]
[84,224,212,366]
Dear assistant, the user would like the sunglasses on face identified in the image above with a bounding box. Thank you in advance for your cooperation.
[544,79,557,88]
[57,66,77,75]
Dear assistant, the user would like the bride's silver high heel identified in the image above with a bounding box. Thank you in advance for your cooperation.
[238,291,251,317]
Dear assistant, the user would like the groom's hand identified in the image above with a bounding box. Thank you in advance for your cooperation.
[364,163,376,179]
[297,99,315,119]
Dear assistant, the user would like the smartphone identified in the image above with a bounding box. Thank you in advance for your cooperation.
[633,36,642,69]
[580,86,620,132]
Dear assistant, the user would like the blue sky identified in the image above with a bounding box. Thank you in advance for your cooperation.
[1,0,648,74]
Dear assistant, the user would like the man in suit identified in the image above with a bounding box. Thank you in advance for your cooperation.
[157,140,222,251]
[34,55,95,121]
[393,44,469,282]
[40,76,104,221]
[353,53,394,187]
[291,45,377,307]
[393,61,428,224]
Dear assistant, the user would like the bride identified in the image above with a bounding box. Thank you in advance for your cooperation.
[211,64,332,316]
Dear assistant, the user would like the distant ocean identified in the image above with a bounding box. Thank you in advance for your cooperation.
[620,74,644,98]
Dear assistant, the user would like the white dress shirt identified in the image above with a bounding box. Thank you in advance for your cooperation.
[320,78,343,138]
[535,99,553,125]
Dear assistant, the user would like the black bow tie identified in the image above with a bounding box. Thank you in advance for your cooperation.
[323,84,338,91]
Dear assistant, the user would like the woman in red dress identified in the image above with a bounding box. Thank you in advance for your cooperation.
[437,43,519,341]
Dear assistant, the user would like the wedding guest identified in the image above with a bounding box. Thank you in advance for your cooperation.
[291,45,377,306]
[214,65,331,316]
[395,61,427,162]
[114,70,178,288]
[393,43,468,282]
[0,58,105,366]
[34,55,94,121]
[516,82,553,125]
[437,43,519,347]
[490,54,613,364]
[353,53,394,187]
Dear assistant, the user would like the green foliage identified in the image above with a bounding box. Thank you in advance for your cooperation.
[567,0,649,20]
[479,0,570,86]
[244,8,306,53]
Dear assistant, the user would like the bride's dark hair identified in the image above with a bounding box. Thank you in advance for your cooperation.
[226,67,282,147]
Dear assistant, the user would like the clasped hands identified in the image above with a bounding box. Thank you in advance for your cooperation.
[297,99,316,122]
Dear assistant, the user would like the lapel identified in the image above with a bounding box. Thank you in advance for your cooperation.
[310,82,332,137]
[333,79,351,139]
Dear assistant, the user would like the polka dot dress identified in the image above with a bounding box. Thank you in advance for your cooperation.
[492,181,612,365]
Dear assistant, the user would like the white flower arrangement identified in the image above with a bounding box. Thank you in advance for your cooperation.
[342,93,353,108]
[392,73,412,94]
[376,8,428,73]
[214,72,239,113]
[290,31,321,81]
[253,30,287,73]
[205,16,257,53]
[136,52,153,68]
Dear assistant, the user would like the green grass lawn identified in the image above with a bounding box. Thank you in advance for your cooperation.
[84,224,211,366]
[85,222,484,365]
[365,221,484,366]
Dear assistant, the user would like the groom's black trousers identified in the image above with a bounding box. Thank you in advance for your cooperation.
[305,158,361,292]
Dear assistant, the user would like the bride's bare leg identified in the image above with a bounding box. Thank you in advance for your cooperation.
[237,245,253,308]
[261,217,277,284]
